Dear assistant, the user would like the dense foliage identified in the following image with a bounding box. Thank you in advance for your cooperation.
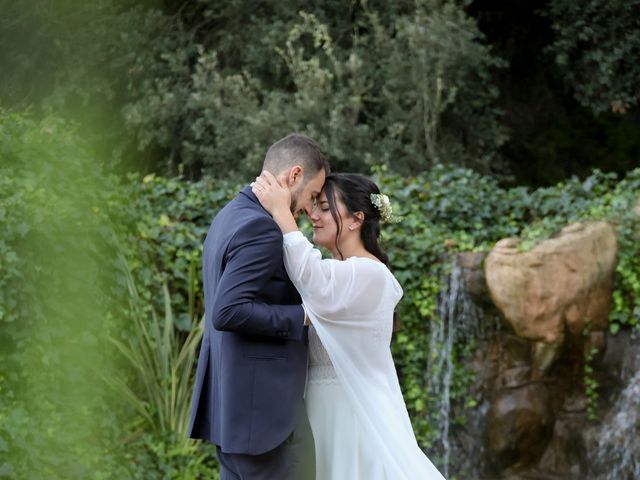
[116,163,640,470]
[1,111,638,476]
[1,1,506,178]
[2,1,638,184]
[0,111,125,478]
[0,112,218,479]
[2,1,640,476]
[118,1,506,177]
[546,0,640,114]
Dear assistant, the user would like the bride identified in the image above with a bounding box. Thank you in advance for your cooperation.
[252,171,446,480]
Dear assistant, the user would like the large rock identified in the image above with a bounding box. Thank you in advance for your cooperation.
[484,222,617,372]
[535,397,589,475]
[457,252,491,306]
[486,383,553,473]
[447,221,630,479]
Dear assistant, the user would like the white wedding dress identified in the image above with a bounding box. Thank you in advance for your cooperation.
[283,232,446,480]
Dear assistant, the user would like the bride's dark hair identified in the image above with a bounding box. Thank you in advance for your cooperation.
[324,173,400,332]
[323,173,390,266]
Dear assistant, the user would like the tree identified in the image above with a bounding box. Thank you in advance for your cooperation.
[545,0,640,114]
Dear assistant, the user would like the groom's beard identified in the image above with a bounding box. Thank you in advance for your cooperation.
[290,189,302,219]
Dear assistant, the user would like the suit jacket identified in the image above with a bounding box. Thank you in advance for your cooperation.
[187,186,308,455]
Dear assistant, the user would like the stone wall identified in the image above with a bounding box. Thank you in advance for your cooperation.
[448,221,638,479]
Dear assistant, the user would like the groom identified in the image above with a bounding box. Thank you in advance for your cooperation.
[188,133,329,479]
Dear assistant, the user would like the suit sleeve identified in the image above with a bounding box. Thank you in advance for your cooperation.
[209,216,306,341]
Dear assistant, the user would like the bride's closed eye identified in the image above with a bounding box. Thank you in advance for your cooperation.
[317,200,330,212]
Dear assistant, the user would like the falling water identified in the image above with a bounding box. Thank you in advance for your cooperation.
[423,255,639,480]
[589,330,640,480]
[426,257,484,478]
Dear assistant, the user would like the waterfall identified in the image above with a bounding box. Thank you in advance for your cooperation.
[426,256,484,478]
[589,330,640,480]
[420,251,639,480]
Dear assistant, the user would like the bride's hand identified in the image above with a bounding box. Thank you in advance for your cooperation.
[251,171,291,216]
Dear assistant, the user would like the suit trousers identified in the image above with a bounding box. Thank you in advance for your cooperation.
[216,438,292,480]
[216,410,315,480]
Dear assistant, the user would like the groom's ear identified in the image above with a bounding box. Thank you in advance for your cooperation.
[288,165,303,186]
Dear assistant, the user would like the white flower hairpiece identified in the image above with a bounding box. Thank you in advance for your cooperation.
[370,193,399,223]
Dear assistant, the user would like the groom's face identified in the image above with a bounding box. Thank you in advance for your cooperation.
[290,170,326,219]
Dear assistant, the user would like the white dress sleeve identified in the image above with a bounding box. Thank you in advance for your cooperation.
[283,231,447,480]
[283,231,394,322]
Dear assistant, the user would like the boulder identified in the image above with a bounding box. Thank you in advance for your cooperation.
[456,252,491,306]
[486,383,553,472]
[484,222,617,372]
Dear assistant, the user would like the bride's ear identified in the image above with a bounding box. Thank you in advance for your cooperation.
[350,211,365,230]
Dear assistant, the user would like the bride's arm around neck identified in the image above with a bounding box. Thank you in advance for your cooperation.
[282,231,397,320]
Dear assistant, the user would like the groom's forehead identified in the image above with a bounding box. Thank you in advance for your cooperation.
[310,173,326,190]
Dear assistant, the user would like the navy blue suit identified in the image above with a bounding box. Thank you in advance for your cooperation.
[188,186,309,461]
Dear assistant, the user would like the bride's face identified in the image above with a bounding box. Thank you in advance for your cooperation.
[308,190,349,252]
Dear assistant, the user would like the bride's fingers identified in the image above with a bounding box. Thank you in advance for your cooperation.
[251,177,267,191]
[254,171,289,197]
[253,176,270,190]
[277,173,288,188]
[256,173,271,187]
[260,170,279,186]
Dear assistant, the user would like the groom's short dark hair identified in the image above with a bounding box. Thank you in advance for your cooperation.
[263,133,330,178]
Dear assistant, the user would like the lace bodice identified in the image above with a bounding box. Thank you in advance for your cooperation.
[308,325,338,384]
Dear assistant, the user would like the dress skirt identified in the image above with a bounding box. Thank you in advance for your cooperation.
[305,368,389,480]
